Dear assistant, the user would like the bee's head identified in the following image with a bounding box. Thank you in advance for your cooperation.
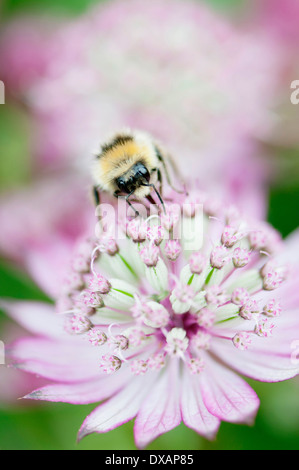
[116,161,150,195]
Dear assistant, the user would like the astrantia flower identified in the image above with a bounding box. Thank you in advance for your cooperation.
[4,190,299,448]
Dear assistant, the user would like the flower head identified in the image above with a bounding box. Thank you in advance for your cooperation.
[6,188,299,448]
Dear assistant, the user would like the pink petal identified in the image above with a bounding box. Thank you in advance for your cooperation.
[78,375,154,440]
[23,367,130,404]
[1,301,66,339]
[134,361,181,449]
[0,366,46,403]
[200,358,260,424]
[211,305,299,382]
[180,365,220,440]
[211,333,299,382]
[25,241,73,298]
[10,337,100,382]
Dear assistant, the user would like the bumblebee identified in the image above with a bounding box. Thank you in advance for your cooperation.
[92,130,180,215]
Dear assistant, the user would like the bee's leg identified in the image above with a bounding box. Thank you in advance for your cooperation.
[114,190,140,217]
[125,196,140,217]
[155,146,185,194]
[92,186,101,206]
[142,183,166,214]
[157,168,163,196]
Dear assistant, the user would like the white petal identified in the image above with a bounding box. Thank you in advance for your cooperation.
[134,361,181,448]
[78,374,155,440]
[225,269,262,293]
[104,279,137,310]
[145,258,169,294]
[180,264,206,292]
[180,365,220,439]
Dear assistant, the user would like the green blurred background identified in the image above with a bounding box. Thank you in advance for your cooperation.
[0,0,299,451]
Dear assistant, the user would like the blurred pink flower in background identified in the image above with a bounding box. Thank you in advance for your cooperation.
[0,0,285,210]
[247,0,299,153]
[0,175,93,297]
[253,0,299,45]
[2,188,299,447]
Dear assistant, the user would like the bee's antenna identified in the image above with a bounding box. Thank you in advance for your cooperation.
[142,182,166,214]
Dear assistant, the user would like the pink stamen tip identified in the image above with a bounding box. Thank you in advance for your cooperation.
[232,247,250,268]
[100,354,122,374]
[131,359,148,375]
[99,237,119,256]
[221,226,240,248]
[164,328,189,356]
[147,353,166,371]
[108,334,129,351]
[239,300,260,320]
[232,332,252,350]
[187,357,205,374]
[210,245,229,269]
[79,305,97,317]
[263,270,284,291]
[126,219,147,243]
[139,244,160,267]
[88,273,111,294]
[146,225,165,245]
[164,239,182,261]
[231,287,250,306]
[263,299,282,317]
[65,314,92,335]
[88,327,107,346]
[80,290,104,308]
[189,251,206,274]
[254,318,275,337]
[160,204,180,231]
